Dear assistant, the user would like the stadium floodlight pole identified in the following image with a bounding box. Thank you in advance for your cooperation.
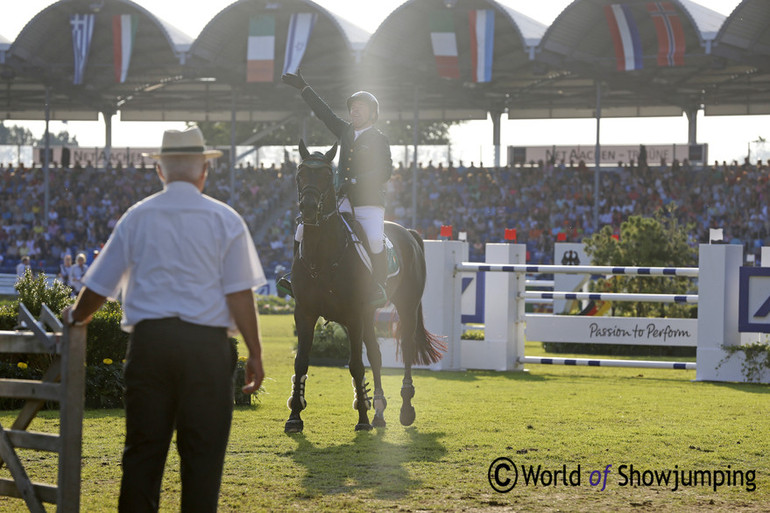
[44,86,50,228]
[412,87,419,228]
[230,88,237,207]
[593,80,601,234]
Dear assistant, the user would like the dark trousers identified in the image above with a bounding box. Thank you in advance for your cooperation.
[118,318,236,513]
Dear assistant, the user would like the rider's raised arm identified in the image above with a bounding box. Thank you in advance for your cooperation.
[300,85,349,139]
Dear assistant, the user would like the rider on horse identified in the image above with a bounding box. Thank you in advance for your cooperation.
[280,69,393,306]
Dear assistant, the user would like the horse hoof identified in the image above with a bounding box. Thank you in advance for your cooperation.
[355,422,373,431]
[372,415,387,428]
[400,406,415,426]
[284,419,304,433]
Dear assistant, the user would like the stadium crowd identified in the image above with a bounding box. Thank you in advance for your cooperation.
[0,153,767,281]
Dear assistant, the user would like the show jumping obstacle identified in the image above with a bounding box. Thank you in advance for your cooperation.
[409,241,768,383]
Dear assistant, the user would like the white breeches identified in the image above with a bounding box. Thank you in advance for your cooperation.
[295,198,385,254]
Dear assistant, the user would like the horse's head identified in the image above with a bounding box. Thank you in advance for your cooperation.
[296,139,338,226]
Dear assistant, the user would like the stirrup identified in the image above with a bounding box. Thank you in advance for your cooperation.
[277,273,293,298]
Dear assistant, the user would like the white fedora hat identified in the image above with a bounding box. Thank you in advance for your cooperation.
[144,126,223,159]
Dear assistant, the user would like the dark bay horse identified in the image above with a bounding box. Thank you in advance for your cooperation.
[285,141,443,432]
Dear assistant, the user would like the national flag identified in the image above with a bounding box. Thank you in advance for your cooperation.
[70,14,95,85]
[247,15,275,82]
[469,9,494,83]
[283,12,317,75]
[429,10,460,79]
[112,15,138,83]
[647,2,685,67]
[604,4,643,71]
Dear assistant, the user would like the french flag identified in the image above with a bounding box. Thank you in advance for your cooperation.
[469,9,494,83]
[647,1,685,67]
[604,4,643,71]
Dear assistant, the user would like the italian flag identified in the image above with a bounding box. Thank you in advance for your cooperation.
[429,10,459,79]
[469,9,494,83]
[247,15,275,82]
[113,15,138,83]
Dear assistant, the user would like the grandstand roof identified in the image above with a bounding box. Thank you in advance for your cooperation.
[0,0,769,128]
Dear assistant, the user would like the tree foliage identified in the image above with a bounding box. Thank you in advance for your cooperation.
[0,122,36,145]
[583,206,698,318]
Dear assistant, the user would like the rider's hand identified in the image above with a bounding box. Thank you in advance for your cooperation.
[281,68,307,90]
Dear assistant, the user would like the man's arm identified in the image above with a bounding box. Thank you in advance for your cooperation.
[226,289,265,394]
[282,69,348,138]
[61,287,107,326]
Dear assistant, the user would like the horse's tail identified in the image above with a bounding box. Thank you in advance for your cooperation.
[411,304,446,366]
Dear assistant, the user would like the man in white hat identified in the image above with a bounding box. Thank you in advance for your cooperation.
[62,126,266,512]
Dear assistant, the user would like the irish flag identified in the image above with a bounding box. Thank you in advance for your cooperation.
[113,15,138,83]
[469,9,494,83]
[247,15,275,82]
[429,10,459,79]
[604,4,643,71]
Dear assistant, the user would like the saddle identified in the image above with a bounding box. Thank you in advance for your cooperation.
[339,212,399,279]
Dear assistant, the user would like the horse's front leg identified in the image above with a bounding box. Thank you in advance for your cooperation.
[362,314,386,427]
[285,310,316,433]
[347,319,372,431]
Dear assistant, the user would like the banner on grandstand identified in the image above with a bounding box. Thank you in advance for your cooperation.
[430,10,460,79]
[247,15,275,82]
[604,4,643,71]
[469,10,494,83]
[113,15,138,83]
[507,143,708,167]
[70,14,95,85]
[282,12,317,75]
[647,1,685,67]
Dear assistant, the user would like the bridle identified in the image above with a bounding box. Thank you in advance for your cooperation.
[297,158,337,227]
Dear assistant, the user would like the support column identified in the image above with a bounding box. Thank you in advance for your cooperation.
[43,87,51,228]
[491,110,502,168]
[103,110,113,168]
[686,107,698,145]
[593,81,601,233]
[422,240,468,370]
[411,88,419,228]
[230,89,237,206]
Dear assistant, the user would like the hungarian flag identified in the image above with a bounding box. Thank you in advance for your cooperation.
[70,14,95,85]
[429,10,459,79]
[647,2,685,67]
[469,9,494,83]
[604,4,643,71]
[247,15,275,82]
[113,15,138,83]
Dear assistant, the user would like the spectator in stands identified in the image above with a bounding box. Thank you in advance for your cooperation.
[69,252,88,295]
[59,253,72,290]
[16,255,30,276]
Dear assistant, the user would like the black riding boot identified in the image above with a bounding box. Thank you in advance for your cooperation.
[370,250,387,307]
[276,241,299,298]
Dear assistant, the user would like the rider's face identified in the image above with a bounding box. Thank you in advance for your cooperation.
[349,100,372,130]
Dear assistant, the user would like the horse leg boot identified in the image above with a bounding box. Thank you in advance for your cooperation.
[352,376,373,431]
[285,374,307,433]
[400,376,416,426]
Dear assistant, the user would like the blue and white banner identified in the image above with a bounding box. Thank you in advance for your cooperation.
[71,14,95,85]
[282,12,317,75]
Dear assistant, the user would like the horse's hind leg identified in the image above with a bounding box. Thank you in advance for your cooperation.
[363,315,386,427]
[399,309,417,426]
[347,320,372,431]
[285,312,315,433]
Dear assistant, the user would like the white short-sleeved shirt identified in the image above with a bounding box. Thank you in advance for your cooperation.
[83,181,266,332]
